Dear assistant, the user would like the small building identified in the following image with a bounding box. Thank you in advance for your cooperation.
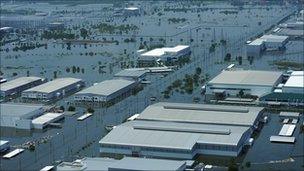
[32,112,64,129]
[56,157,187,171]
[246,34,289,57]
[48,22,64,30]
[74,79,138,103]
[100,102,264,159]
[114,69,147,82]
[0,76,45,98]
[0,103,50,129]
[22,78,84,101]
[205,69,283,101]
[138,45,191,67]
[124,7,141,16]
[260,34,289,50]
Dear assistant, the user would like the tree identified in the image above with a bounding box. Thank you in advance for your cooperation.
[224,53,232,62]
[80,28,88,39]
[238,90,244,97]
[87,107,95,113]
[67,106,76,111]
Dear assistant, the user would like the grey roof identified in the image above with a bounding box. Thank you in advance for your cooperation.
[0,103,45,118]
[0,77,42,92]
[137,102,264,126]
[208,70,282,86]
[56,157,186,171]
[76,79,136,96]
[100,120,250,149]
[24,78,82,94]
[100,103,263,150]
[114,69,147,78]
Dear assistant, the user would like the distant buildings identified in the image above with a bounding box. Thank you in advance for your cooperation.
[22,78,84,101]
[138,45,191,67]
[56,157,189,171]
[205,69,283,101]
[74,79,138,104]
[0,15,49,29]
[100,102,264,159]
[246,34,289,57]
[0,76,45,98]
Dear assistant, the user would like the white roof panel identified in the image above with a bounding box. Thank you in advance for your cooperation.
[3,149,24,159]
[279,124,296,136]
[1,77,42,91]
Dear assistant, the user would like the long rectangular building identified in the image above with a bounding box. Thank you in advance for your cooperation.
[205,69,283,101]
[74,79,138,103]
[0,76,44,97]
[99,102,264,159]
[22,77,84,101]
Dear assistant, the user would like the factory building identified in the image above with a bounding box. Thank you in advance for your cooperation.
[100,102,264,159]
[138,45,191,67]
[22,78,84,101]
[114,69,147,82]
[260,71,304,106]
[246,34,289,57]
[0,76,45,98]
[56,157,188,171]
[0,103,51,129]
[74,79,138,104]
[205,69,283,101]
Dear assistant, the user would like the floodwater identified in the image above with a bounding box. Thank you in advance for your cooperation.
[0,1,302,170]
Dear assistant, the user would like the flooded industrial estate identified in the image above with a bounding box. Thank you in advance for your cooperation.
[0,0,303,171]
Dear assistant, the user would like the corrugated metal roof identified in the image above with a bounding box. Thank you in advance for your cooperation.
[24,78,82,94]
[76,79,136,96]
[0,77,42,91]
[208,70,282,86]
[0,103,45,118]
[114,69,147,78]
[100,103,261,149]
[137,102,263,126]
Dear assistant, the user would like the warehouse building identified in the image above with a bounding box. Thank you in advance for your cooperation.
[246,34,289,57]
[74,79,138,103]
[138,45,191,67]
[114,69,147,82]
[0,15,49,29]
[100,102,264,159]
[56,157,188,171]
[22,78,84,101]
[0,103,51,129]
[0,76,45,98]
[205,69,283,101]
[260,71,304,106]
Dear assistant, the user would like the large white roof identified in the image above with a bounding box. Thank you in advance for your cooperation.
[76,79,136,96]
[141,45,189,57]
[284,71,304,88]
